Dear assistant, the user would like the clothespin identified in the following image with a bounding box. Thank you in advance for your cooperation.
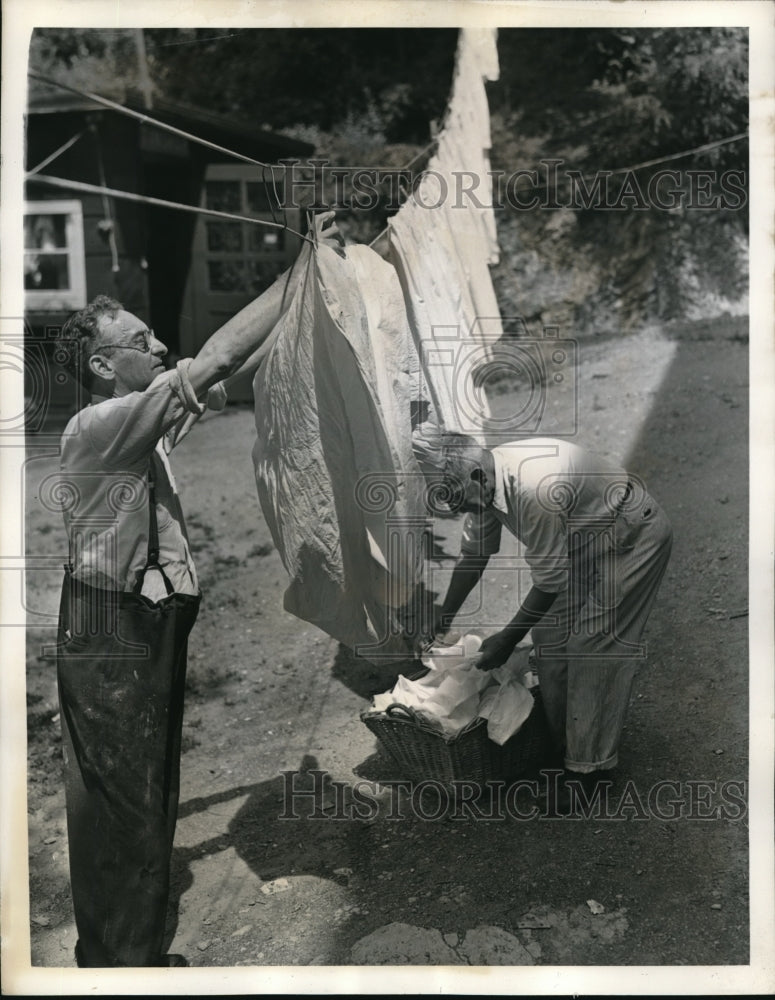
[306,208,318,249]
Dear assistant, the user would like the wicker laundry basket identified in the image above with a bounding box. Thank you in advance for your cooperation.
[361,688,551,787]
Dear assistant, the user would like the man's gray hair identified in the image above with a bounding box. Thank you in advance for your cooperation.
[58,294,123,389]
[441,431,487,479]
[438,431,488,510]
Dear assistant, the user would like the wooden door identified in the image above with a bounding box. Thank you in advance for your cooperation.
[182,162,304,401]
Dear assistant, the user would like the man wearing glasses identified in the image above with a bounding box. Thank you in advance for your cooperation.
[53,212,341,968]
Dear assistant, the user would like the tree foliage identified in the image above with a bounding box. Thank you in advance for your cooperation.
[489,28,748,328]
[29,26,747,166]
[28,26,749,327]
[30,28,458,143]
[29,28,142,101]
[146,28,458,141]
[493,28,747,172]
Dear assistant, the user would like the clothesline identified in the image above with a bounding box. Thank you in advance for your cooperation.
[368,128,748,246]
[28,68,747,252]
[29,70,288,226]
[26,172,316,245]
[401,137,439,173]
[27,68,437,252]
[27,127,88,176]
[509,130,750,192]
[29,69,747,192]
[608,130,747,176]
[363,139,438,250]
[28,71,280,173]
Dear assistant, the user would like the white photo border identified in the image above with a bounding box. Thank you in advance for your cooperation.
[2,1,773,995]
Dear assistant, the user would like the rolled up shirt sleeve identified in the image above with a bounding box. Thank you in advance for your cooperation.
[86,365,200,467]
[520,497,569,593]
[163,380,228,454]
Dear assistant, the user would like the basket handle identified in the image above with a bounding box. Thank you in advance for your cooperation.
[385,702,423,723]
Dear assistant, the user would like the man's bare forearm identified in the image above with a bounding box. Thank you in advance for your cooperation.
[223,319,283,387]
[502,585,557,646]
[439,555,490,631]
[188,246,311,393]
[474,584,558,670]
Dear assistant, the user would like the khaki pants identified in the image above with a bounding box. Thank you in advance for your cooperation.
[532,493,673,773]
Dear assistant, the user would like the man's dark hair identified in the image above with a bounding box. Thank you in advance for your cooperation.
[57,295,123,390]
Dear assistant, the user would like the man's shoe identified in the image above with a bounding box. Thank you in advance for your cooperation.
[535,768,573,815]
[74,941,189,968]
[562,769,616,817]
[159,954,188,967]
[535,768,615,817]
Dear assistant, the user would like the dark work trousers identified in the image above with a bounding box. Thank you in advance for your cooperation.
[56,569,200,967]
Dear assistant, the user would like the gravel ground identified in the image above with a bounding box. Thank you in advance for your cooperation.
[14,312,754,991]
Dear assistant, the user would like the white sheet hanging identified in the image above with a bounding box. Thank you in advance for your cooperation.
[251,28,504,649]
[388,28,503,443]
[252,243,428,653]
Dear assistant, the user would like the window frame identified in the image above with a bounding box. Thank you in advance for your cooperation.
[201,165,288,296]
[24,199,87,311]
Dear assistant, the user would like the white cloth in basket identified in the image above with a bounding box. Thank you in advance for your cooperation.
[371,635,535,742]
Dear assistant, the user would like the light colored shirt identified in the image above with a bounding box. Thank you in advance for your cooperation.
[460,438,631,593]
[59,364,221,597]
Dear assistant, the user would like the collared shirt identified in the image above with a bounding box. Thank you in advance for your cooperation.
[59,365,210,597]
[460,438,631,593]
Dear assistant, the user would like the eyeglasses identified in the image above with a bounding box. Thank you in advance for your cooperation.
[97,328,155,354]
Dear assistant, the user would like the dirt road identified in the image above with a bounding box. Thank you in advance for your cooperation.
[23,313,749,971]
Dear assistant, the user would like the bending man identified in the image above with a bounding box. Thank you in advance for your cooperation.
[432,433,672,777]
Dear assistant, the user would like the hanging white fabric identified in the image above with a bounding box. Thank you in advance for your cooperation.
[252,243,429,654]
[388,28,502,446]
[251,28,503,651]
